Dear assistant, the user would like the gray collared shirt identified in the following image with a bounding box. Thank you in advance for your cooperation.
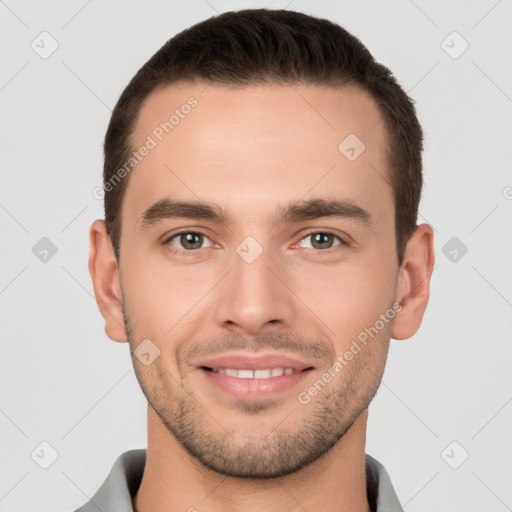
[74,449,404,512]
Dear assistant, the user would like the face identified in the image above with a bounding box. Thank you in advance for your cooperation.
[117,82,400,477]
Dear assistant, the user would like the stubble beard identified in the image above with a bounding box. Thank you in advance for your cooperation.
[123,305,390,479]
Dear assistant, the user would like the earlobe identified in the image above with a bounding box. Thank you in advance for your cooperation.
[391,224,435,340]
[88,219,128,343]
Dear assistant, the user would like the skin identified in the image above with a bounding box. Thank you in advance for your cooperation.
[89,82,434,512]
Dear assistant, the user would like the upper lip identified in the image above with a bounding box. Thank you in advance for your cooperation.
[197,352,314,372]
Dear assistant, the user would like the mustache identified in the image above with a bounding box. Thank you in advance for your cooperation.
[177,331,335,366]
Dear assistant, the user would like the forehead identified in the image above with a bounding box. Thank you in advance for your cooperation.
[123,82,392,228]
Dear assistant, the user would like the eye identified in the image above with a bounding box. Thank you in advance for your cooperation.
[166,231,215,251]
[297,231,344,250]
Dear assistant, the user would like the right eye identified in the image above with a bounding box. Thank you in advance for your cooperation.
[164,231,215,252]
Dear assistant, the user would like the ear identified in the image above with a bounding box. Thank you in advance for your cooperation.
[392,224,435,340]
[88,219,127,343]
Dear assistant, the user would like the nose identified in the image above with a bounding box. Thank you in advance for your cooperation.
[213,243,297,336]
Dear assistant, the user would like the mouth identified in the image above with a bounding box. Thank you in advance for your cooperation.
[201,366,308,378]
[195,353,315,401]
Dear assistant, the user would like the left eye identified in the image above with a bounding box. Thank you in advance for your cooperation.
[298,232,342,250]
[167,232,214,251]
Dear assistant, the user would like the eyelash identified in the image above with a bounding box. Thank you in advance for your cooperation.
[163,229,348,255]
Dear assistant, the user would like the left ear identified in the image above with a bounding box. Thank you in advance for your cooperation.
[392,224,435,340]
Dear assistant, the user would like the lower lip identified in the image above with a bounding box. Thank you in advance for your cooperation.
[200,368,313,401]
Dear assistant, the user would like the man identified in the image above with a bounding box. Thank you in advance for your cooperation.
[79,8,434,512]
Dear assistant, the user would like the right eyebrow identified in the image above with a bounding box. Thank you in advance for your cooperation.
[138,199,229,230]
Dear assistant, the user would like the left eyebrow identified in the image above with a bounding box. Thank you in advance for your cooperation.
[272,198,374,228]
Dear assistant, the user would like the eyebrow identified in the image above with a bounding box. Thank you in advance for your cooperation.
[138,198,373,230]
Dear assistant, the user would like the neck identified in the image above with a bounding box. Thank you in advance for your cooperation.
[133,406,372,512]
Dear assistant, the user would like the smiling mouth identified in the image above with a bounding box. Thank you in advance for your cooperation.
[201,366,313,379]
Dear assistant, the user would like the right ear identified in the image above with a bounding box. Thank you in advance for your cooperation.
[88,219,127,343]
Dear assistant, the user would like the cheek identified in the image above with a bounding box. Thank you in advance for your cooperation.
[121,250,212,336]
[291,259,397,344]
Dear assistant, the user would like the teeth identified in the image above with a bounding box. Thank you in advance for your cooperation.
[254,369,272,378]
[210,367,297,379]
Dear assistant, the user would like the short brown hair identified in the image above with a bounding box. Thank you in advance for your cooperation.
[103,8,423,266]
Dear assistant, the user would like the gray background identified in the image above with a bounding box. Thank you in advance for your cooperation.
[1,0,511,511]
